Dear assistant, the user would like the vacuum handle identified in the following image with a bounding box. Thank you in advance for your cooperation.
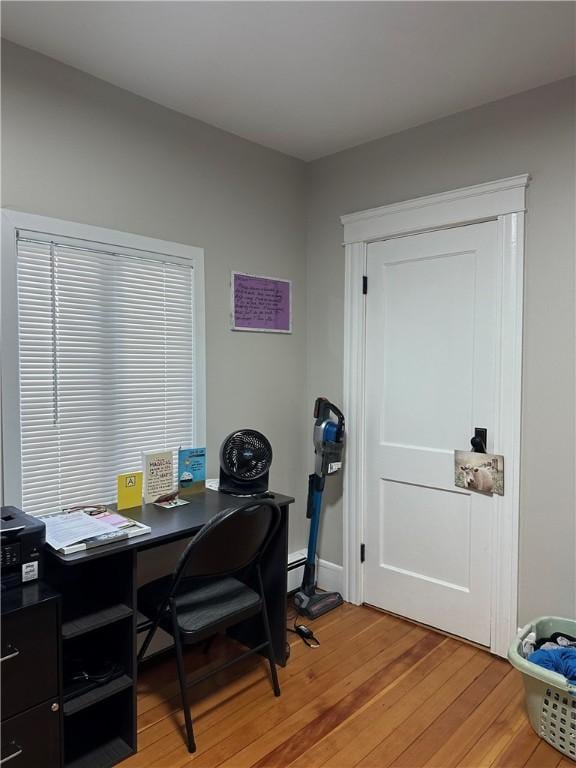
[314,397,345,439]
[306,473,325,518]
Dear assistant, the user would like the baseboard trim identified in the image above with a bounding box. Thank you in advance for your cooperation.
[287,549,307,592]
[318,558,344,594]
[287,550,344,594]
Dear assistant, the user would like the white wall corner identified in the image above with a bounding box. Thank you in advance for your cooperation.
[287,550,344,596]
[317,558,344,594]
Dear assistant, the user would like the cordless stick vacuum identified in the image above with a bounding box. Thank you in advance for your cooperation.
[294,398,345,620]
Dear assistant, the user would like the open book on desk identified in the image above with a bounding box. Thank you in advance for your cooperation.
[39,508,151,554]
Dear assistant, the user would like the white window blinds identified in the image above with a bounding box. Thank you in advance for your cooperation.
[16,233,196,515]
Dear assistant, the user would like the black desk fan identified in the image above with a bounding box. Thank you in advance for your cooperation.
[219,429,273,496]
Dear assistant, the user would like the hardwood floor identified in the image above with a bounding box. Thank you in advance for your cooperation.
[125,603,570,767]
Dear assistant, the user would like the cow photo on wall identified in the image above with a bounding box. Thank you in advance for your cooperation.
[454,450,504,496]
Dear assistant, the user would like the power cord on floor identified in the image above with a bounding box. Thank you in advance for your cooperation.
[286,605,320,649]
[288,623,320,648]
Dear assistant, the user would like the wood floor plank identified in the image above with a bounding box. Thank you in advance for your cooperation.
[247,632,447,768]
[289,640,473,768]
[392,658,510,767]
[137,600,358,716]
[213,630,439,768]
[491,720,541,768]
[523,741,566,768]
[354,653,494,767]
[151,624,427,767]
[124,607,396,767]
[455,688,527,768]
[422,669,522,768]
[138,607,390,745]
[137,603,373,733]
[138,639,251,722]
[321,647,486,768]
[124,602,547,768]
[556,758,576,768]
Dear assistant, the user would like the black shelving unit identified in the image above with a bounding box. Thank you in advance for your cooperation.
[66,739,133,768]
[46,551,137,768]
[64,692,134,768]
[62,604,133,640]
[63,675,133,717]
[42,491,294,768]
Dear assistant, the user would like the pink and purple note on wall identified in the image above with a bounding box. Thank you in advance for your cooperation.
[231,272,292,333]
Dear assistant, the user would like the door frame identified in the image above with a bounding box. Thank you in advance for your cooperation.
[340,174,529,657]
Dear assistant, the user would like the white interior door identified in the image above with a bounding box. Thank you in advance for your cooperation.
[364,221,501,646]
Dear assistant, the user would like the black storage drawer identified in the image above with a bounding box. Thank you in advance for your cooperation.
[1,600,58,719]
[1,699,60,768]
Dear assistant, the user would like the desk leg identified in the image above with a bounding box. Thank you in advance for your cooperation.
[228,504,288,666]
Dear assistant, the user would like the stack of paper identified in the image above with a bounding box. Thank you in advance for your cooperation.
[42,511,119,550]
[40,509,151,554]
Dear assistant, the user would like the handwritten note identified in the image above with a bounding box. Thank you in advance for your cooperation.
[231,272,291,333]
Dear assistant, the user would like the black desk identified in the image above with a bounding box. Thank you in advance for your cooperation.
[44,490,294,768]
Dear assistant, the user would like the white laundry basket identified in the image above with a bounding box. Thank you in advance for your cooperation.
[508,616,576,761]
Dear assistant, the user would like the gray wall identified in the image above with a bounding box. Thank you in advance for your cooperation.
[306,77,576,623]
[1,41,310,554]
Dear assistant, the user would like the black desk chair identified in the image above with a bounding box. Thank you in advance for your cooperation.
[137,500,281,753]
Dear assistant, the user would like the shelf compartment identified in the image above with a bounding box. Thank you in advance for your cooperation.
[66,737,133,768]
[63,675,133,716]
[135,609,153,633]
[62,604,133,639]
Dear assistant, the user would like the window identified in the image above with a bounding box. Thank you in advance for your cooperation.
[1,212,205,515]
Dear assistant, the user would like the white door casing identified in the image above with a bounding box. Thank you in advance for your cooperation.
[341,175,528,657]
[365,222,499,646]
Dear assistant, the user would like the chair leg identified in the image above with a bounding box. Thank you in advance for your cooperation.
[173,620,196,753]
[137,621,158,664]
[138,597,170,664]
[260,593,281,697]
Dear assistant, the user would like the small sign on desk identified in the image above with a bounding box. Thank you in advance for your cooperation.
[142,450,174,504]
[117,471,143,510]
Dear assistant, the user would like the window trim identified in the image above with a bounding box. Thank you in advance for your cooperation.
[1,209,206,509]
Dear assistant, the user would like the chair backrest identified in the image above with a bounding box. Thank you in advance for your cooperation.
[171,499,281,590]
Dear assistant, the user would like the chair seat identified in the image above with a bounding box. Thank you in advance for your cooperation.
[138,575,262,640]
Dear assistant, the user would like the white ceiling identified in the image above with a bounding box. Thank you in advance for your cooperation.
[2,1,575,160]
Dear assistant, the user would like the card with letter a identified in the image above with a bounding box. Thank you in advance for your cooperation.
[117,471,143,510]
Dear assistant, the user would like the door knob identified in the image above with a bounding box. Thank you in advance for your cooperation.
[471,428,487,453]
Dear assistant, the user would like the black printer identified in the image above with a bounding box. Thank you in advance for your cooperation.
[1,506,46,588]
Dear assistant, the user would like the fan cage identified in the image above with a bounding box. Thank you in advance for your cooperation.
[220,430,273,481]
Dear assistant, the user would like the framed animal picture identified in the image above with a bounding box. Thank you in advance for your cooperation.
[454,450,504,496]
